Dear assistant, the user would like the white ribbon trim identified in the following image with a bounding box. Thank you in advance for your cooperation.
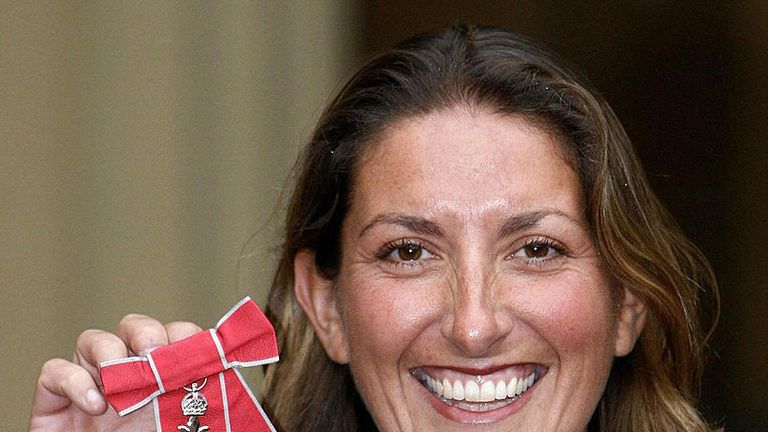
[210,328,229,369]
[146,351,165,394]
[153,397,163,432]
[99,357,161,416]
[216,296,252,329]
[116,389,161,416]
[220,371,232,432]
[100,356,146,367]
[229,355,280,368]
[233,368,277,432]
[101,296,278,420]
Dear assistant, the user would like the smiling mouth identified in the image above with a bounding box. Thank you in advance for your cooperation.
[411,364,547,413]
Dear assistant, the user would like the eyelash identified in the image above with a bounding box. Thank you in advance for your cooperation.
[507,237,569,268]
[375,238,435,269]
[374,236,569,271]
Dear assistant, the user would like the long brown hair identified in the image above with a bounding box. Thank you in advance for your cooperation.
[261,24,719,432]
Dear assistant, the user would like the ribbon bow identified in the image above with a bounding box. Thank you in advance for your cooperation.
[100,297,279,431]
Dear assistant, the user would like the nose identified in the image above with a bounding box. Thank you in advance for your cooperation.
[441,267,507,356]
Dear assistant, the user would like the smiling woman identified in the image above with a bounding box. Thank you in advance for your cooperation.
[261,24,720,431]
[293,111,630,430]
[30,24,720,432]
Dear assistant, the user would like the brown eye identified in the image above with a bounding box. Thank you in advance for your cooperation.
[397,244,423,261]
[379,240,435,265]
[509,238,566,266]
[524,243,551,258]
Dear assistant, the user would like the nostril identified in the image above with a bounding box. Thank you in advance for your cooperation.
[446,317,505,357]
[442,275,507,355]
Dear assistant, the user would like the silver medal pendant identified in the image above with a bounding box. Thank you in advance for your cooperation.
[177,378,210,432]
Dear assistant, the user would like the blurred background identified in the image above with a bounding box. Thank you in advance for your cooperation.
[2,2,765,430]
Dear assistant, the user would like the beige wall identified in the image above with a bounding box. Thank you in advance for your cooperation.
[0,2,359,429]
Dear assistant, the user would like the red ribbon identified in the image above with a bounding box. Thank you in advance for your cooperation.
[100,297,279,431]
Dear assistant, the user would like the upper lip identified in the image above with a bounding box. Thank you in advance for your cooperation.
[426,364,513,375]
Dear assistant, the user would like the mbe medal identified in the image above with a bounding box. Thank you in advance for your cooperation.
[177,378,210,432]
[101,298,279,431]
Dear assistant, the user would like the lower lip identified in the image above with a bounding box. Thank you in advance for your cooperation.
[417,376,538,424]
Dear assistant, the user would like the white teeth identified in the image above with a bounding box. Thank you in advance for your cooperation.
[507,377,517,398]
[427,376,442,394]
[453,380,465,400]
[442,378,453,399]
[494,380,506,400]
[453,381,464,400]
[516,376,525,395]
[425,371,540,404]
[465,381,480,401]
[479,381,496,402]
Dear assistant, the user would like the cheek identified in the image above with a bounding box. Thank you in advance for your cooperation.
[512,271,616,357]
[338,271,443,366]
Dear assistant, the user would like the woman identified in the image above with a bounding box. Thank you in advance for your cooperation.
[30,25,719,431]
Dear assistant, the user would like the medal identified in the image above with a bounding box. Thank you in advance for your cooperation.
[100,297,279,432]
[178,378,210,432]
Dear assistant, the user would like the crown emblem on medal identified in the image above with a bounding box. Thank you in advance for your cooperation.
[181,379,209,417]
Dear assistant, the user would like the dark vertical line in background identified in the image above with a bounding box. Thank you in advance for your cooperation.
[714,2,768,431]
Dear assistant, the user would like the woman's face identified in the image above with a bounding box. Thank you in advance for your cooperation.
[300,108,644,431]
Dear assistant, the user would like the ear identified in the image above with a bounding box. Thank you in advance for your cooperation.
[614,287,647,357]
[293,249,349,364]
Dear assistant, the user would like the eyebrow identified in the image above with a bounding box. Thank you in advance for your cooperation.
[358,213,444,239]
[498,209,583,238]
[358,209,583,240]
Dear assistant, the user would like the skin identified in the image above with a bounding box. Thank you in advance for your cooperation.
[296,107,646,432]
[29,317,202,431]
[29,106,645,431]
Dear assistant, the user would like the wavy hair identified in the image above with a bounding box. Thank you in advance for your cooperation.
[261,24,719,432]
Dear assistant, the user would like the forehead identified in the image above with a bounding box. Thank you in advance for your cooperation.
[351,108,583,220]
